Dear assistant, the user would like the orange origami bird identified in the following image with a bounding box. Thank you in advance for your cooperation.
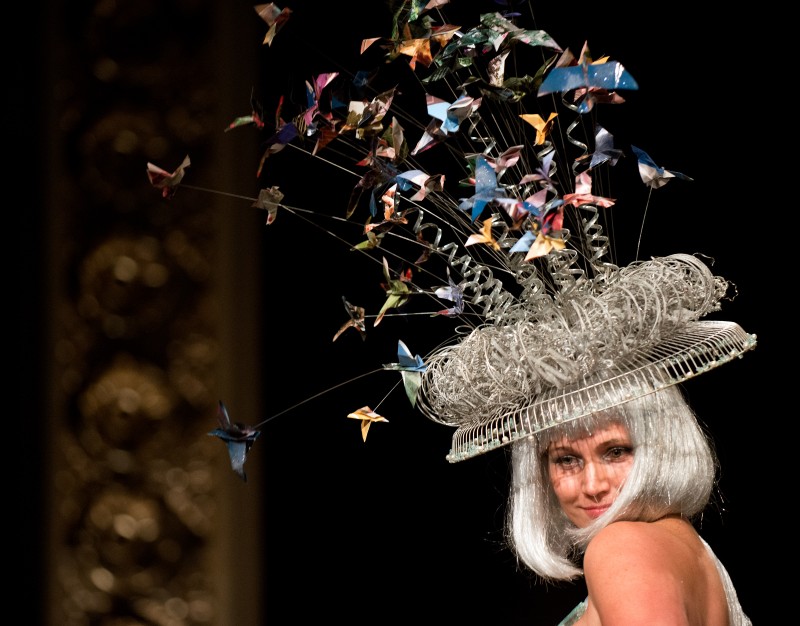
[347,406,388,441]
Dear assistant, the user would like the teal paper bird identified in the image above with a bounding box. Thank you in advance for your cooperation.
[208,401,261,482]
[383,340,427,406]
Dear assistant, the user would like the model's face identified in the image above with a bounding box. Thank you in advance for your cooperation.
[546,421,634,528]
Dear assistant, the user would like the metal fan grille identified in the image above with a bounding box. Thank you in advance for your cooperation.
[445,321,756,462]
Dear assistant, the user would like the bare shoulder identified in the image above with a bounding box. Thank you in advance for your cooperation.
[584,518,716,624]
[585,518,693,565]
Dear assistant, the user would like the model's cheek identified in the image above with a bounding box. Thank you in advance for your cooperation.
[550,475,580,508]
[607,461,633,493]
[564,506,592,528]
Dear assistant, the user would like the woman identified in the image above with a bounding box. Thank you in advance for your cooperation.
[507,386,751,625]
[417,254,755,624]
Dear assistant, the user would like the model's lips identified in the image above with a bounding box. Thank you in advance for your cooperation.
[581,505,610,519]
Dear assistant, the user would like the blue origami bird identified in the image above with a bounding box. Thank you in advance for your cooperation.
[458,155,508,222]
[631,145,693,189]
[208,401,261,482]
[382,340,427,406]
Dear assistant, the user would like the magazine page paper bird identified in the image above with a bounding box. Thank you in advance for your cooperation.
[252,186,284,225]
[396,23,462,69]
[254,3,292,46]
[479,144,525,180]
[458,155,508,222]
[374,257,413,327]
[561,171,616,209]
[466,217,501,250]
[433,271,464,317]
[382,340,427,406]
[333,297,366,342]
[225,91,265,132]
[586,124,623,169]
[520,112,558,146]
[146,155,190,199]
[538,52,638,113]
[631,145,693,189]
[225,110,264,132]
[510,228,566,260]
[519,148,556,192]
[411,93,481,155]
[208,401,261,482]
[347,406,388,442]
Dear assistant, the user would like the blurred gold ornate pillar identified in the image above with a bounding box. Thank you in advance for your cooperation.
[41,2,263,624]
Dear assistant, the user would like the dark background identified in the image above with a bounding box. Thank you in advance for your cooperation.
[15,1,774,624]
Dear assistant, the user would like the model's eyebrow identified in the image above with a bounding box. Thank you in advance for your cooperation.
[547,436,631,454]
[546,443,576,455]
[600,437,631,447]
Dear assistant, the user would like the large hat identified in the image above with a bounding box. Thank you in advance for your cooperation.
[416,251,756,462]
[417,253,755,461]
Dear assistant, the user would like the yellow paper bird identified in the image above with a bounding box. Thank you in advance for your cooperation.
[520,112,558,146]
[347,406,389,442]
[465,217,500,250]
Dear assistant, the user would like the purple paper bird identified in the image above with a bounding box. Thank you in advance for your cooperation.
[433,270,464,317]
[208,401,261,482]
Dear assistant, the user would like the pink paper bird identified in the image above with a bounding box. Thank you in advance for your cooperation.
[146,155,190,199]
[254,3,292,46]
[479,145,525,180]
[561,171,616,209]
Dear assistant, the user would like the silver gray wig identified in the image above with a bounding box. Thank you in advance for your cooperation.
[505,384,716,580]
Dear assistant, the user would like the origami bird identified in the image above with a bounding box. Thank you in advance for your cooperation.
[333,296,366,342]
[374,257,413,327]
[411,92,481,155]
[146,155,190,199]
[347,406,388,442]
[433,270,464,317]
[631,145,693,189]
[466,217,501,250]
[208,401,261,482]
[586,124,624,169]
[458,155,508,222]
[382,340,427,406]
[538,45,638,113]
[254,3,292,46]
[520,112,558,146]
[251,186,284,225]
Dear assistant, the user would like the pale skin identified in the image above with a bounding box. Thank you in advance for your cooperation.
[547,423,730,625]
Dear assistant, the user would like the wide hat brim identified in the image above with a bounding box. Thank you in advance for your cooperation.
[444,320,756,463]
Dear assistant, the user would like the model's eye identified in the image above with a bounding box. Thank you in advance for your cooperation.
[552,454,581,470]
[605,446,633,462]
